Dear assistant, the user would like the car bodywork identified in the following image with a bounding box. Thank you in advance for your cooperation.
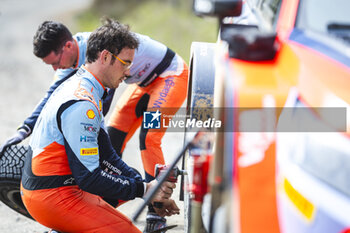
[184,0,350,232]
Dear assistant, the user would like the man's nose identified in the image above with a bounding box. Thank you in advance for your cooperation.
[124,68,131,76]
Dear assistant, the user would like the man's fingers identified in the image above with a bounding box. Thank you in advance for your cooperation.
[158,181,176,197]
[163,181,176,189]
[161,192,171,199]
[170,209,180,215]
[170,201,180,212]
[171,202,180,211]
[160,186,173,195]
[161,199,181,216]
[0,142,11,155]
[151,180,178,203]
[0,132,25,155]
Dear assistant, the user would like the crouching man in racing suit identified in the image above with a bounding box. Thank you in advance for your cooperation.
[20,19,179,233]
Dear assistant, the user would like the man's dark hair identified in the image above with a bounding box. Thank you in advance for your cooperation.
[86,18,139,64]
[33,21,73,58]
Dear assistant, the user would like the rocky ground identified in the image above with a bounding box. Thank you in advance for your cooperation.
[0,0,186,232]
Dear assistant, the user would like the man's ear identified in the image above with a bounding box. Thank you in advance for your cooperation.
[65,40,73,49]
[100,50,110,64]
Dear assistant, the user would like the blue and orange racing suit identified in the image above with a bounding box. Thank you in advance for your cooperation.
[21,66,144,233]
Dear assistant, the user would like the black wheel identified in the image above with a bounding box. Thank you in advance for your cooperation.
[0,145,33,219]
[182,42,216,233]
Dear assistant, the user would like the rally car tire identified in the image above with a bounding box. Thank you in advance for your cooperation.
[0,145,33,219]
[182,42,216,233]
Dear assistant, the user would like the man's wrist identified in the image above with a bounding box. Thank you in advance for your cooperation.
[17,124,31,135]
[136,181,146,198]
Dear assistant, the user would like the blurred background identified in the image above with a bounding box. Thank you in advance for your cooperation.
[75,0,217,64]
[0,0,216,232]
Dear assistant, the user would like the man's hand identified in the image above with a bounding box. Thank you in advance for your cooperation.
[146,180,176,202]
[144,180,180,217]
[0,127,30,155]
[152,199,180,217]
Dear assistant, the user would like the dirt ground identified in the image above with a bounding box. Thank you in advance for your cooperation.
[0,0,185,232]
